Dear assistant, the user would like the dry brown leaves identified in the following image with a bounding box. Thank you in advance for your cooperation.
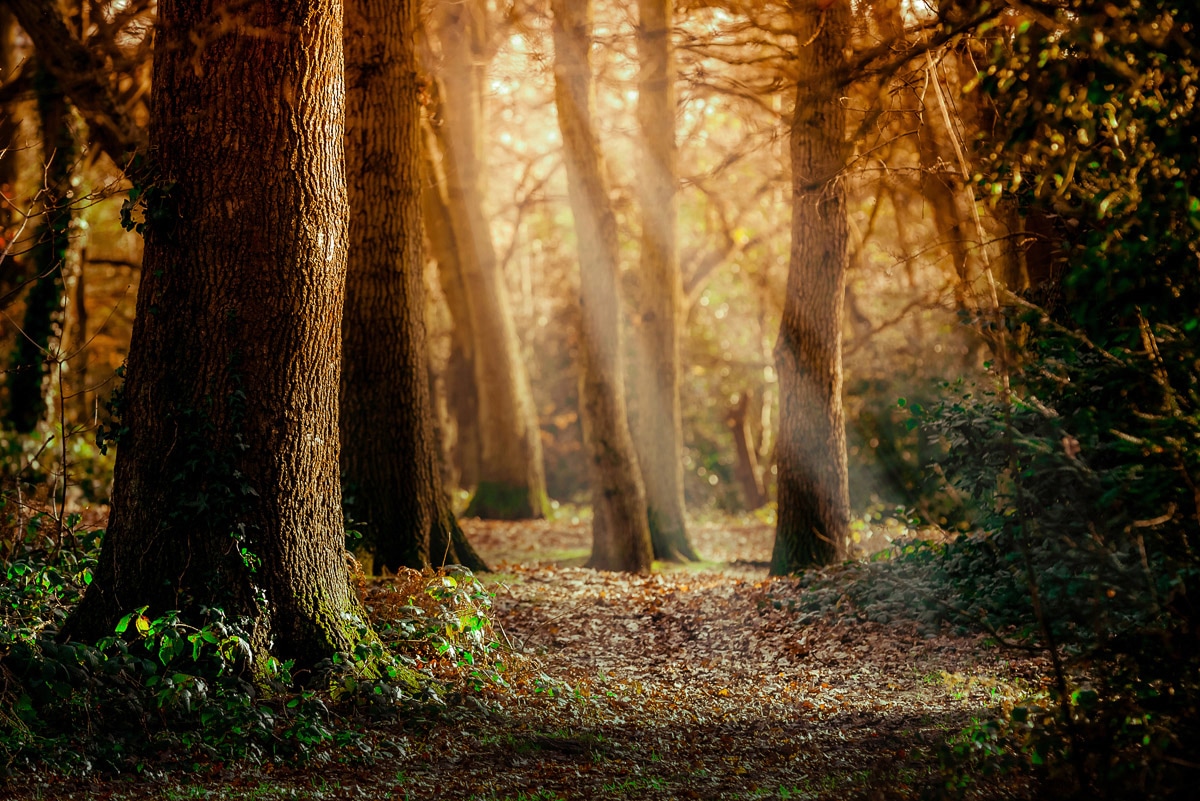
[4,519,1049,801]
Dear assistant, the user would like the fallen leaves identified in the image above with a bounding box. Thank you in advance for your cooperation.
[2,518,1051,800]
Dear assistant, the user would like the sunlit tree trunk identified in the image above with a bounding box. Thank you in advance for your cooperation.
[630,0,697,561]
[421,121,481,493]
[63,0,367,666]
[7,67,82,434]
[428,0,547,520]
[342,0,486,573]
[552,0,653,573]
[770,1,851,574]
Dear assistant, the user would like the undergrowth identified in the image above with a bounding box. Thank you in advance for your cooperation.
[0,504,530,780]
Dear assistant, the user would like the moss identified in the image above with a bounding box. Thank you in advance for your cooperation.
[465,480,546,520]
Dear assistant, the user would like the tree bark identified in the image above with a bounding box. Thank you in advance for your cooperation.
[770,1,852,574]
[63,0,366,668]
[427,0,547,520]
[7,67,82,434]
[342,0,486,574]
[629,0,697,561]
[552,0,653,574]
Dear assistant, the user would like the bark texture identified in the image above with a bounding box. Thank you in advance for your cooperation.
[630,0,696,561]
[63,0,365,667]
[552,0,653,574]
[770,2,851,574]
[7,67,82,433]
[427,0,546,520]
[342,0,485,574]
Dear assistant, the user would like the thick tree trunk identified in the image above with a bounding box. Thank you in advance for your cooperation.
[63,0,365,667]
[770,2,852,574]
[629,0,696,561]
[428,0,547,520]
[7,67,81,434]
[342,0,486,574]
[552,0,653,574]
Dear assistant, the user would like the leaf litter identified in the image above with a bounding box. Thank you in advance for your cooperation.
[4,519,1048,800]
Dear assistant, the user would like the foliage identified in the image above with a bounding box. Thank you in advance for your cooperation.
[904,2,1200,797]
[0,504,510,778]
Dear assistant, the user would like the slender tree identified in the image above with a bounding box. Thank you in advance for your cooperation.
[7,66,81,433]
[420,124,482,494]
[629,0,697,561]
[342,0,486,573]
[63,0,367,666]
[552,0,654,573]
[770,0,852,574]
[0,7,18,214]
[427,0,547,520]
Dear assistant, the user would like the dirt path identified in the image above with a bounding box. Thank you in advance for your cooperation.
[373,520,1047,800]
[4,520,1046,800]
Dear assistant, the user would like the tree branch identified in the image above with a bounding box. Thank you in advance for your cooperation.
[7,0,143,164]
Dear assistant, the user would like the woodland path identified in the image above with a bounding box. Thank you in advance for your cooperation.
[7,519,1046,800]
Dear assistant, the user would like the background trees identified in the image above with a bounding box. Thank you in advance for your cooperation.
[551,0,654,573]
[342,0,486,573]
[629,0,695,562]
[0,0,1190,586]
[424,0,549,522]
[0,0,1052,575]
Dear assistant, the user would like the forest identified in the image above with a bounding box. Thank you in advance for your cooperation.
[0,0,1196,798]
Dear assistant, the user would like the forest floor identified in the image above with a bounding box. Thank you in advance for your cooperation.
[4,518,1049,800]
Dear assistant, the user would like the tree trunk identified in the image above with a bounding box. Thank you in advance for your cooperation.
[629,0,697,561]
[7,66,81,434]
[420,122,481,492]
[770,2,851,574]
[63,0,365,668]
[428,0,547,520]
[342,0,486,574]
[552,0,653,574]
[0,7,18,217]
[728,393,767,510]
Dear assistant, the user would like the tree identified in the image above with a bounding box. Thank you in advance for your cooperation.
[420,122,482,494]
[341,0,486,574]
[6,0,141,162]
[770,1,852,574]
[63,0,367,667]
[6,66,81,434]
[427,0,548,521]
[629,0,698,561]
[552,0,654,573]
